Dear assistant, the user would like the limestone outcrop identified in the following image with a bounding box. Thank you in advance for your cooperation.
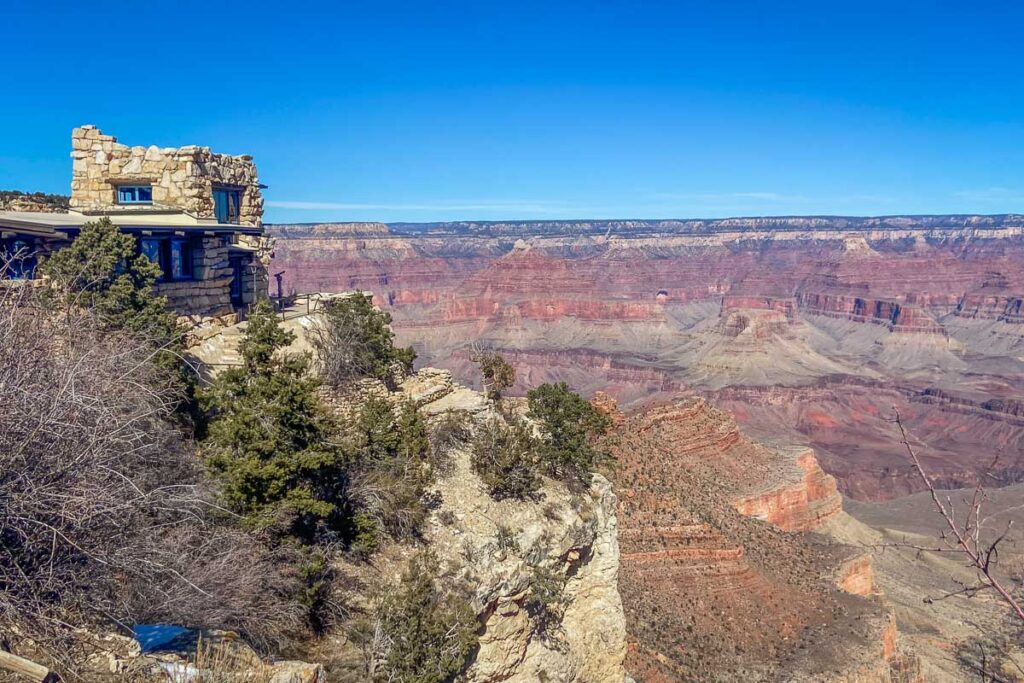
[405,369,628,682]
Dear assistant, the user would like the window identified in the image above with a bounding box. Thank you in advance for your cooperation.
[169,238,192,280]
[139,237,165,280]
[230,254,244,305]
[118,185,154,204]
[138,236,194,281]
[213,188,241,224]
[1,237,37,279]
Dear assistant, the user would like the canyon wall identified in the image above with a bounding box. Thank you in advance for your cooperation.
[605,395,915,682]
[269,216,1024,501]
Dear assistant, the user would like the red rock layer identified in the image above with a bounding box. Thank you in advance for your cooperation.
[733,448,843,532]
[721,294,798,319]
[835,553,876,597]
[795,292,946,334]
[269,225,1024,503]
[270,229,1024,325]
[610,397,903,681]
[955,292,1024,323]
[711,381,1024,502]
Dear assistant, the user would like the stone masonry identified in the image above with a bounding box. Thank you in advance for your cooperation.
[70,125,263,225]
[157,237,227,316]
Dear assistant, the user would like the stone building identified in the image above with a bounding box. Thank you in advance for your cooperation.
[0,126,269,318]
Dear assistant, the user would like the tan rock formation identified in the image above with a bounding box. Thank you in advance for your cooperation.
[417,370,627,681]
[319,368,629,682]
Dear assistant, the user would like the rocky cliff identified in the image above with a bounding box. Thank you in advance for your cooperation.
[605,395,917,682]
[0,189,69,212]
[188,313,628,682]
[407,370,627,682]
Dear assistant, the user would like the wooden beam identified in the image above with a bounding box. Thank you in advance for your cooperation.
[0,650,60,682]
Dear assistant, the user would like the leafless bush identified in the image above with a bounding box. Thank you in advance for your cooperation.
[888,411,1024,680]
[470,417,542,501]
[427,410,473,476]
[892,411,1024,624]
[0,286,306,677]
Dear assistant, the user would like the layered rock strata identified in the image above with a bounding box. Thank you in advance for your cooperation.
[607,396,914,681]
[268,217,1024,503]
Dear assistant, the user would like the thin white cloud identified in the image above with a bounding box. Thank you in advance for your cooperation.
[267,199,577,213]
[952,187,1024,202]
[650,191,798,202]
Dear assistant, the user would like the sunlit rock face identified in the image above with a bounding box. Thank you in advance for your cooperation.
[269,216,1024,500]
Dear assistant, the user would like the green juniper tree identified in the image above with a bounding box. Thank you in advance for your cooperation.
[370,551,478,683]
[41,217,181,372]
[527,382,611,485]
[471,348,516,401]
[200,299,351,541]
[346,396,433,554]
[311,291,416,387]
[470,417,541,500]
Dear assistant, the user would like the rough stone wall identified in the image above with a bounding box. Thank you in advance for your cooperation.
[155,237,264,318]
[69,126,263,225]
[399,371,627,682]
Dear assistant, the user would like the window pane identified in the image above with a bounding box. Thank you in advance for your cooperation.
[170,240,185,280]
[2,238,36,279]
[118,186,153,204]
[214,190,228,222]
[140,238,161,264]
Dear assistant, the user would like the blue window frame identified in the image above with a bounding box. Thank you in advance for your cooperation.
[213,188,241,224]
[118,185,153,204]
[139,237,166,281]
[230,254,244,305]
[138,236,194,281]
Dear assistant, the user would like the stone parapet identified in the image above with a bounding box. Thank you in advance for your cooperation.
[69,125,263,226]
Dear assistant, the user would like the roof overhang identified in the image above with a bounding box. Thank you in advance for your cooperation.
[0,210,263,237]
[0,224,60,239]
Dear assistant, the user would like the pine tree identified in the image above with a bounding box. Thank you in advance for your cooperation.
[311,291,416,387]
[41,217,181,370]
[200,300,350,540]
[527,382,611,483]
[372,551,478,683]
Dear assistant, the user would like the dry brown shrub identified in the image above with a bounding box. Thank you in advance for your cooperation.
[0,285,306,678]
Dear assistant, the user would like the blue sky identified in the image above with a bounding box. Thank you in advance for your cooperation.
[2,1,1024,223]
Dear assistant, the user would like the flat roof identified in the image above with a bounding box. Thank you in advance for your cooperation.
[0,210,262,235]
